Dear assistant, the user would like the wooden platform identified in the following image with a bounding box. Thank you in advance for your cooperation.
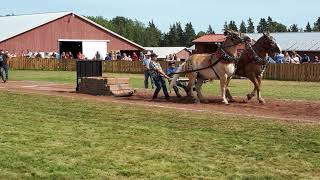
[77,77,135,97]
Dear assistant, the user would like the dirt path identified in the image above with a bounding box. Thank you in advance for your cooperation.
[0,81,319,123]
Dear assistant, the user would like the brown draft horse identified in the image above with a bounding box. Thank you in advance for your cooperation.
[170,30,246,104]
[228,32,282,104]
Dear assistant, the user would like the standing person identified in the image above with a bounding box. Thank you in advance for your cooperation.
[166,62,188,98]
[143,51,155,89]
[274,52,284,64]
[149,53,171,100]
[139,52,145,61]
[0,50,9,82]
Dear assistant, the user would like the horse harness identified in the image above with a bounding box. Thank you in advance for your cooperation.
[174,44,239,80]
[242,42,269,76]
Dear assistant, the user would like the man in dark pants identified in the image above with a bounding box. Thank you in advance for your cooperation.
[149,53,171,100]
[0,50,9,83]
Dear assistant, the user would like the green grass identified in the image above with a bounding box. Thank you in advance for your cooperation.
[9,70,320,101]
[0,91,319,179]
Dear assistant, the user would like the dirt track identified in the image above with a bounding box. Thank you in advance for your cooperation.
[0,81,319,123]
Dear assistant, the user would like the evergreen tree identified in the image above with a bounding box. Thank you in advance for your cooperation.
[144,20,161,46]
[228,21,238,31]
[289,24,299,32]
[223,21,228,31]
[175,22,185,46]
[206,25,215,34]
[313,17,320,31]
[257,18,268,33]
[247,18,255,33]
[305,22,312,32]
[184,22,196,47]
[239,21,247,33]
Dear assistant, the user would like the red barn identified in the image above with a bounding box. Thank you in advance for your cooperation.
[0,12,144,59]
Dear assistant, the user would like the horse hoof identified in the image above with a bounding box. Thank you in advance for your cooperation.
[200,99,209,103]
[259,100,266,105]
[228,99,236,103]
[247,94,253,100]
[222,100,229,105]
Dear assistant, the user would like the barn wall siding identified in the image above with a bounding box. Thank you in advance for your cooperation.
[0,14,141,55]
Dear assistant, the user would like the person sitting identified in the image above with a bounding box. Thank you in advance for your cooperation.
[283,51,291,63]
[166,62,188,98]
[105,53,112,60]
[312,56,320,63]
[291,52,300,64]
[149,53,171,100]
[301,54,310,64]
[265,53,276,64]
[274,52,284,64]
[132,52,139,61]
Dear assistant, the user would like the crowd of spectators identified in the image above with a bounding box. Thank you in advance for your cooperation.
[269,51,320,64]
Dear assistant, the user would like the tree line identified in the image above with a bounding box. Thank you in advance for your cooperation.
[88,16,320,47]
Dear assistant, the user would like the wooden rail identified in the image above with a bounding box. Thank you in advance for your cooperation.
[8,58,320,82]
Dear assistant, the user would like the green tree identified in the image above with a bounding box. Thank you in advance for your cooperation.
[257,18,268,33]
[247,18,255,33]
[184,22,196,47]
[223,21,228,31]
[176,22,185,46]
[305,22,312,32]
[239,21,247,33]
[289,24,299,32]
[207,25,215,34]
[144,20,161,46]
[228,21,238,31]
[313,17,320,31]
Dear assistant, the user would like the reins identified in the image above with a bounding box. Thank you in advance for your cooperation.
[173,43,241,75]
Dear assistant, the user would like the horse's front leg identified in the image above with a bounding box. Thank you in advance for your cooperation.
[256,76,265,104]
[225,77,235,102]
[220,74,229,105]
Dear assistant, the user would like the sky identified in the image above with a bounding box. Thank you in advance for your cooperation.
[1,0,319,33]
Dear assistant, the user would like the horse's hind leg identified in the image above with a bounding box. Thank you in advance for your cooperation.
[247,75,257,101]
[186,73,199,103]
[195,76,208,103]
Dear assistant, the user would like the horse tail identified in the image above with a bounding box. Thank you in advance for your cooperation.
[169,62,186,89]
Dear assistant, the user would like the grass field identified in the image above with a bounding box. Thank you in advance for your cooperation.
[10,70,320,101]
[0,91,319,179]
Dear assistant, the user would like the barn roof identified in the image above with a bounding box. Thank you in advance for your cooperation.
[144,47,188,59]
[246,32,320,52]
[192,34,225,43]
[0,11,144,49]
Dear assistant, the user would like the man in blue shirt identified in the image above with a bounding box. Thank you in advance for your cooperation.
[274,52,284,64]
[166,62,187,98]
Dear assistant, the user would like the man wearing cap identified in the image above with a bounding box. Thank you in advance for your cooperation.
[0,50,9,82]
[149,53,171,100]
[143,51,155,89]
